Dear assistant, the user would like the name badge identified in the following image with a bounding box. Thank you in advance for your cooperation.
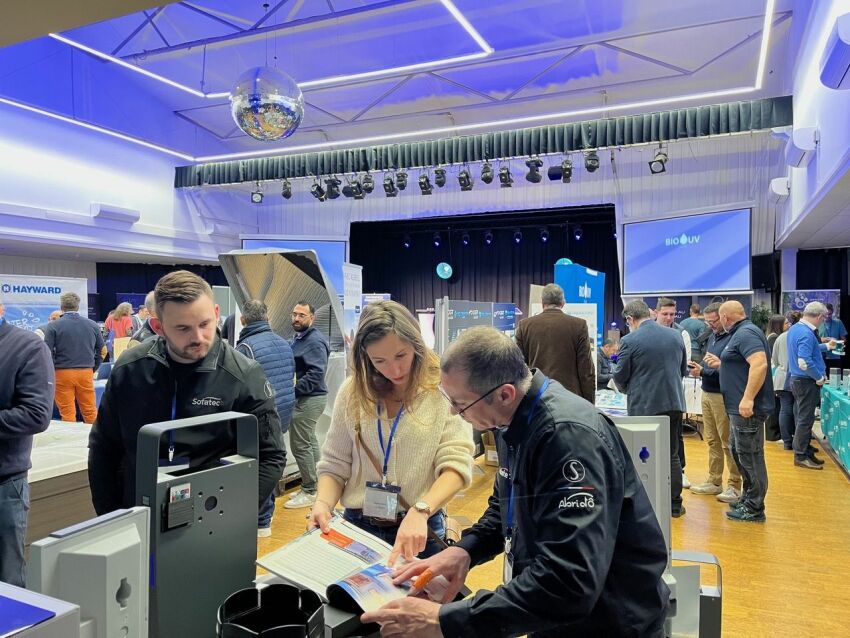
[363,481,401,521]
[503,537,513,584]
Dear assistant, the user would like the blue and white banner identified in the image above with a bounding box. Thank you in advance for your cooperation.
[0,274,88,332]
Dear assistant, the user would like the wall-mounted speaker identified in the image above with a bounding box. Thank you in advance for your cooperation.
[751,252,778,291]
[820,13,850,89]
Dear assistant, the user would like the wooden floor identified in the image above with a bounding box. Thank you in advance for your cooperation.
[258,432,850,636]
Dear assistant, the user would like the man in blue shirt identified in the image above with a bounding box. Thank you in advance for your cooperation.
[705,301,773,522]
[819,302,846,367]
[788,302,831,470]
[680,304,707,351]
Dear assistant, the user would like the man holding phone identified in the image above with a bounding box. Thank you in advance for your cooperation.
[686,303,742,503]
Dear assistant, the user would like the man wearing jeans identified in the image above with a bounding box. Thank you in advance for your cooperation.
[709,301,773,522]
[0,306,55,586]
[285,301,330,509]
[788,302,831,470]
[687,303,742,503]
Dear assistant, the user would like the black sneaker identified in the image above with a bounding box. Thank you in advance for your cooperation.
[783,443,793,451]
[671,505,686,518]
[728,500,746,511]
[794,457,823,470]
[726,506,766,522]
[808,453,825,466]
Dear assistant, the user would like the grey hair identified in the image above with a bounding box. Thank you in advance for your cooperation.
[703,302,721,315]
[441,326,532,397]
[622,299,650,320]
[242,299,269,324]
[803,301,827,318]
[60,292,81,312]
[541,283,565,307]
[144,291,156,316]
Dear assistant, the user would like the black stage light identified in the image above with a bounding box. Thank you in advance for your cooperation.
[250,190,263,204]
[458,169,473,191]
[419,174,433,195]
[481,162,494,184]
[396,170,408,190]
[499,165,513,187]
[461,232,470,246]
[325,177,341,199]
[513,230,523,244]
[281,179,292,200]
[403,234,412,249]
[342,179,364,200]
[548,158,573,182]
[362,173,375,193]
[573,225,584,241]
[525,157,543,183]
[484,230,494,246]
[433,232,442,248]
[310,181,326,202]
[383,174,398,197]
[435,168,447,187]
[649,149,668,174]
[540,228,550,243]
[584,151,600,173]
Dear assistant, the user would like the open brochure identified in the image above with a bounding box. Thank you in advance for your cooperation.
[257,516,448,613]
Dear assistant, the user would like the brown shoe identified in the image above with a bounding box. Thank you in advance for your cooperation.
[794,458,823,470]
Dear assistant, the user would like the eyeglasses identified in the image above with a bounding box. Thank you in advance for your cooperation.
[439,382,509,416]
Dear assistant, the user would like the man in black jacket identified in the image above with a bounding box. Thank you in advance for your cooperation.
[364,327,669,638]
[88,271,284,515]
[0,309,55,586]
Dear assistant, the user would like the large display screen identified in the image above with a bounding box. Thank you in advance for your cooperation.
[623,209,751,294]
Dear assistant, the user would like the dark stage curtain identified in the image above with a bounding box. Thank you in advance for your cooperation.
[349,206,621,326]
[95,262,227,320]
[796,247,850,327]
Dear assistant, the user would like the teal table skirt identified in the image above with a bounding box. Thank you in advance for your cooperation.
[821,385,850,473]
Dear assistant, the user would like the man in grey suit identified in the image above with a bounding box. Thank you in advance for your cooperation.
[614,300,689,517]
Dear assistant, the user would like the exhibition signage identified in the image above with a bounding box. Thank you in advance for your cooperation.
[342,263,363,345]
[781,289,841,316]
[554,262,606,345]
[564,303,598,374]
[0,274,88,332]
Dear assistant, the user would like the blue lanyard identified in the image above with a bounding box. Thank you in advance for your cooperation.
[505,377,550,539]
[377,404,405,484]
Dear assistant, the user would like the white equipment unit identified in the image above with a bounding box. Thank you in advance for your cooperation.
[783,127,818,168]
[820,13,850,89]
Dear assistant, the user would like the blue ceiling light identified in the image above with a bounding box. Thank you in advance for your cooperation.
[436,262,454,280]
[573,225,583,241]
[484,230,494,246]
[461,232,470,246]
[433,232,442,248]
[539,228,549,243]
[403,234,412,249]
[513,230,523,244]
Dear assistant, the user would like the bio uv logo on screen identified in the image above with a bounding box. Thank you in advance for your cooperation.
[1,283,62,294]
[665,233,701,247]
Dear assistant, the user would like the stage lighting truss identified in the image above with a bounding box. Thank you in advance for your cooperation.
[525,156,543,183]
[419,173,433,195]
[481,161,494,184]
[499,164,513,188]
[458,168,474,191]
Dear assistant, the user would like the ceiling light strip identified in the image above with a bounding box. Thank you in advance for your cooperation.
[0,96,194,161]
[754,0,777,89]
[438,0,493,53]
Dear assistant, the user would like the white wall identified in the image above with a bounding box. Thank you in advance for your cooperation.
[0,255,97,291]
[0,101,249,263]
[777,0,850,242]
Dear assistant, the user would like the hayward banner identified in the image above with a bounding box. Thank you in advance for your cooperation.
[0,274,89,332]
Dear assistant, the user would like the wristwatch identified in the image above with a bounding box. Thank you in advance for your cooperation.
[413,501,432,516]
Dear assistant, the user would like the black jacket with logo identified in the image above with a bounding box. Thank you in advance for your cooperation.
[88,335,285,515]
[440,371,669,638]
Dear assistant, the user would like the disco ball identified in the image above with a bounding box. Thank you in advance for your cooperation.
[230,66,304,142]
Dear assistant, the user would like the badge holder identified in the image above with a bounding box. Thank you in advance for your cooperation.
[363,480,401,521]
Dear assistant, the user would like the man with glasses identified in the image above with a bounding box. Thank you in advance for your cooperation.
[686,303,742,503]
[284,301,330,509]
[363,327,669,638]
[613,300,688,517]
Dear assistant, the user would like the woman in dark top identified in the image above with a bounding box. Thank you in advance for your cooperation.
[766,314,787,356]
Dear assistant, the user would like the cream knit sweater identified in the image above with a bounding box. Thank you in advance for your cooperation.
[317,377,474,510]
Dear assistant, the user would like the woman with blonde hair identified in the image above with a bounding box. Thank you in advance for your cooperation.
[310,300,473,564]
[105,302,135,338]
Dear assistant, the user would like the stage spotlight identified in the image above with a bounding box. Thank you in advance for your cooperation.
[383,174,398,197]
[545,158,573,183]
[484,230,494,246]
[325,177,341,199]
[435,168,447,187]
[433,232,442,248]
[362,173,375,193]
[396,170,408,190]
[403,234,412,249]
[584,151,600,173]
[525,157,543,183]
[419,173,433,195]
[342,178,364,200]
[481,162,494,184]
[573,225,584,241]
[250,189,263,204]
[513,230,523,244]
[649,148,668,174]
[280,179,292,200]
[461,232,470,246]
[499,165,513,188]
[540,228,550,243]
[458,169,473,191]
[310,180,326,202]
[612,225,618,240]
